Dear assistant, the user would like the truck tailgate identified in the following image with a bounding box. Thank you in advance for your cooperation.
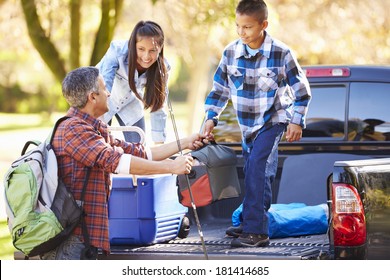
[100,220,331,260]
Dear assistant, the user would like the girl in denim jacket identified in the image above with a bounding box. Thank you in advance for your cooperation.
[97,20,169,143]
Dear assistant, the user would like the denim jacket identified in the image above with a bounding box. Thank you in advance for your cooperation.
[96,40,169,142]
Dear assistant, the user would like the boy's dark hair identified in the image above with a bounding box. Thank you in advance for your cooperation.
[236,0,268,22]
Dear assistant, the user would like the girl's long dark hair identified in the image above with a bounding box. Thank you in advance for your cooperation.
[128,21,167,112]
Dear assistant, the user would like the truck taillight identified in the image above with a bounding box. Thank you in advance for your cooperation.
[332,183,366,246]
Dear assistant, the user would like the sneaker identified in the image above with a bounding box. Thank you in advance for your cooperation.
[231,233,270,247]
[226,224,243,237]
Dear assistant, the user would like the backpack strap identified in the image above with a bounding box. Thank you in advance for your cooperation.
[21,140,41,156]
[80,168,91,241]
[51,116,94,257]
[49,116,71,143]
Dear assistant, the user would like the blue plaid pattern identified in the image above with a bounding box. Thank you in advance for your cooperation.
[205,32,311,143]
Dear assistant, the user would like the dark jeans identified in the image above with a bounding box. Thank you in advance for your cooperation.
[241,123,286,235]
[113,114,145,143]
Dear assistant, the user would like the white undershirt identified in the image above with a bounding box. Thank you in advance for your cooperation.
[114,147,153,174]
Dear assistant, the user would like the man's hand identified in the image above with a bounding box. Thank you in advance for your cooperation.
[169,155,194,174]
[285,123,303,142]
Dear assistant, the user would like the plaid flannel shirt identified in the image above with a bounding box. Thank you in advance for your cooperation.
[53,107,147,253]
[205,31,311,144]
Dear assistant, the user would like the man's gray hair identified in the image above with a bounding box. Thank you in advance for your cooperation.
[62,66,100,108]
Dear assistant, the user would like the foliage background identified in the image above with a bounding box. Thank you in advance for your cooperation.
[1,0,389,132]
[0,0,389,260]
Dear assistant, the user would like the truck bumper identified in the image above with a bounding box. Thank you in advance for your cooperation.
[334,244,367,259]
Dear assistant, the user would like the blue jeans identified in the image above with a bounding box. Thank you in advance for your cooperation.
[40,235,97,260]
[241,123,286,235]
[115,114,145,143]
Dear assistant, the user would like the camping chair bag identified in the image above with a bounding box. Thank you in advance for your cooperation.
[177,143,241,207]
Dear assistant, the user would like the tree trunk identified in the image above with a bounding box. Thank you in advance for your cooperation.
[20,0,67,83]
[70,0,81,69]
[90,0,124,66]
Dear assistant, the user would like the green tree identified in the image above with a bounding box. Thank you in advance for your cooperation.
[20,0,124,84]
[7,0,390,130]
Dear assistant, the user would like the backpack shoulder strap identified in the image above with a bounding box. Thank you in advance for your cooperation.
[51,116,93,253]
[47,116,71,145]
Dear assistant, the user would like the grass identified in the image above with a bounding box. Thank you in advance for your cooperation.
[0,220,13,260]
[0,219,13,259]
[0,112,61,131]
[0,103,189,260]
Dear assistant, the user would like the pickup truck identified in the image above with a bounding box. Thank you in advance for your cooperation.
[100,65,390,260]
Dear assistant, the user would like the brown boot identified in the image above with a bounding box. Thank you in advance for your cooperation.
[231,233,269,247]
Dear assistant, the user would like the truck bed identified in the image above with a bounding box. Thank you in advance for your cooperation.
[100,219,331,260]
[101,152,341,261]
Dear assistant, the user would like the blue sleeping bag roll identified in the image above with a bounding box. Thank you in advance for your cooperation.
[231,203,329,238]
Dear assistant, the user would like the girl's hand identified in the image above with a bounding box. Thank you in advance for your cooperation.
[168,155,194,174]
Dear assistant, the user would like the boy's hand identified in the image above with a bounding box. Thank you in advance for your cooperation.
[203,119,215,137]
[187,133,209,150]
[285,123,303,142]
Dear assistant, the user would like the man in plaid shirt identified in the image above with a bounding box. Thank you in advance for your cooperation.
[41,66,206,259]
[203,0,311,247]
